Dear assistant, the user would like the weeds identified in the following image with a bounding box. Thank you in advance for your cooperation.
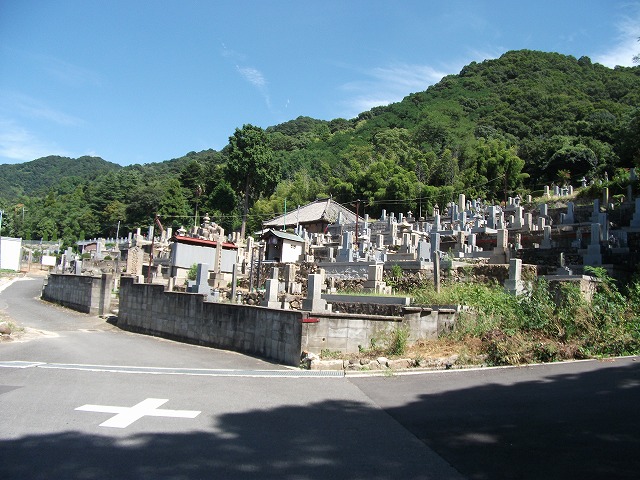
[386,326,410,356]
[410,271,640,366]
[357,325,410,357]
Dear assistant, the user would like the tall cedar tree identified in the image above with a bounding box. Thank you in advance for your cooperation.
[226,124,280,238]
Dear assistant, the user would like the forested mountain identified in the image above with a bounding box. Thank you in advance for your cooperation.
[0,155,121,198]
[1,50,639,247]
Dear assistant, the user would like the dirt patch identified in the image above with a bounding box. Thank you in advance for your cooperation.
[1,326,59,343]
[313,337,487,372]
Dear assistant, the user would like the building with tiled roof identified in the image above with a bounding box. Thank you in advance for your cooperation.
[262,198,363,233]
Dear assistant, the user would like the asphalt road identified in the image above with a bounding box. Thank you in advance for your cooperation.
[1,276,639,480]
[352,357,640,480]
[0,277,463,480]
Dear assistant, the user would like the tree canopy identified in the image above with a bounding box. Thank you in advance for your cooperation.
[1,50,639,247]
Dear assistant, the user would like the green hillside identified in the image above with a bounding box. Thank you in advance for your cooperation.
[0,50,639,246]
[0,155,121,198]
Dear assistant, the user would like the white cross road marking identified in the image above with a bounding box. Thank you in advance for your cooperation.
[75,398,201,428]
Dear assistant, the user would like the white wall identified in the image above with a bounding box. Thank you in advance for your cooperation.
[171,242,237,273]
[0,237,22,271]
[281,240,303,263]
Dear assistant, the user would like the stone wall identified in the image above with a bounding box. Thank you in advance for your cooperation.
[116,276,459,362]
[301,307,458,355]
[42,273,112,316]
[117,276,304,366]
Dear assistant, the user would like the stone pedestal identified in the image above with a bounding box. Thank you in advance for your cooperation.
[504,258,524,296]
[302,274,330,312]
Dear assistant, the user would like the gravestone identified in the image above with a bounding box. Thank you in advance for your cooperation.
[64,247,73,272]
[363,264,388,293]
[302,274,329,312]
[541,226,552,249]
[504,258,524,295]
[524,213,533,231]
[487,206,498,229]
[434,214,441,231]
[496,229,508,251]
[231,264,238,302]
[514,233,522,250]
[468,233,478,252]
[564,202,575,224]
[537,217,546,230]
[284,263,301,294]
[195,263,210,297]
[417,240,431,263]
[591,199,600,222]
[598,212,609,242]
[539,204,548,217]
[556,252,573,276]
[512,206,524,229]
[336,231,355,262]
[262,267,281,308]
[430,232,441,253]
[631,198,640,228]
[126,246,144,276]
[584,223,603,266]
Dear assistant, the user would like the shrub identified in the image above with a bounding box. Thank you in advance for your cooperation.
[187,263,198,281]
[386,326,410,356]
[415,272,640,365]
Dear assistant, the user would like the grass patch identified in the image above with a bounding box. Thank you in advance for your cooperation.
[410,271,640,366]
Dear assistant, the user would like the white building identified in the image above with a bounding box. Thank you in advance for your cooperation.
[169,235,238,280]
[262,229,305,263]
[0,237,22,272]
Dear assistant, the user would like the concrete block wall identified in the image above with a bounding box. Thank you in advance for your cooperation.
[118,276,304,366]
[301,306,458,355]
[42,273,112,316]
[301,314,402,354]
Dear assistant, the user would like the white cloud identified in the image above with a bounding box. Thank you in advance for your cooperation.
[0,92,82,126]
[237,66,267,88]
[221,44,272,110]
[236,65,272,108]
[0,119,68,163]
[593,11,640,67]
[339,62,451,118]
[41,55,103,88]
[221,43,247,62]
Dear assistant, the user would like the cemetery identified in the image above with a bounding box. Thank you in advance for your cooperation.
[40,173,640,368]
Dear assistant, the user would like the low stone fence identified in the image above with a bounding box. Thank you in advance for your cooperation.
[118,276,305,366]
[40,274,459,366]
[42,273,112,316]
[302,306,459,355]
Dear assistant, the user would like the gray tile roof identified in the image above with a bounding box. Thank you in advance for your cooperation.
[263,198,362,227]
[264,229,305,243]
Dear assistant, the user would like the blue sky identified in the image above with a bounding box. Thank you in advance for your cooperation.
[0,0,639,166]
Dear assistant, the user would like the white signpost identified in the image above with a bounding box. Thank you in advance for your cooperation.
[76,398,201,428]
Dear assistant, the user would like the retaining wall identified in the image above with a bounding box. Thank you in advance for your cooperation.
[42,273,112,316]
[41,275,461,365]
[301,306,458,354]
[118,276,304,366]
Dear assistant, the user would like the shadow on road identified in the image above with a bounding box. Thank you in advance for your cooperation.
[0,399,459,480]
[377,361,640,480]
